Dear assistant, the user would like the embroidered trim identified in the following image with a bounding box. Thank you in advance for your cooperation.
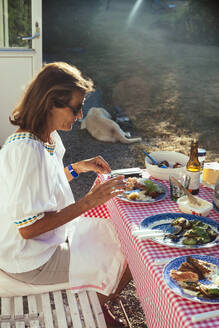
[14,213,44,229]
[4,132,56,155]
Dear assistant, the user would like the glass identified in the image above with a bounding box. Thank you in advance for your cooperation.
[169,174,191,201]
[0,0,31,48]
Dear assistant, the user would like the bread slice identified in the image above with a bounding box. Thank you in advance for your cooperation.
[170,269,199,282]
[187,256,212,279]
[179,262,199,274]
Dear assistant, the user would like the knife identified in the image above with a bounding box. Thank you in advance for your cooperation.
[132,229,165,239]
[191,310,219,323]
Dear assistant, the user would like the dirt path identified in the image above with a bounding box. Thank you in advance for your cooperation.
[45,0,219,164]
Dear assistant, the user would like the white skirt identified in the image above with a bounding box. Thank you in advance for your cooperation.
[67,216,126,296]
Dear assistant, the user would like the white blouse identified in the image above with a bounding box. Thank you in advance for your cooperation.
[0,131,74,273]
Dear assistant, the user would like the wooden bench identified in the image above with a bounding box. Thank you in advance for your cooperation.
[0,289,107,327]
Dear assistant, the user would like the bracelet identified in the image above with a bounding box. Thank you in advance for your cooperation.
[68,164,79,178]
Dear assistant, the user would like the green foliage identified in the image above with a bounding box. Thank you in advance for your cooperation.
[8,0,31,47]
[181,0,219,45]
[156,0,219,46]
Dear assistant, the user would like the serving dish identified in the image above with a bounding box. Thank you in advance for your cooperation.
[145,151,189,181]
[140,213,219,248]
[163,255,219,304]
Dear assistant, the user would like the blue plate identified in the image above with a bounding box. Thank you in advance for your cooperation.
[117,179,168,204]
[140,213,219,248]
[163,255,219,304]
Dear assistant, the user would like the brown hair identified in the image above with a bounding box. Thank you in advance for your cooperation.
[10,62,94,136]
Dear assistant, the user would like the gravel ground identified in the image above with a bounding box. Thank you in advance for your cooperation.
[58,92,147,327]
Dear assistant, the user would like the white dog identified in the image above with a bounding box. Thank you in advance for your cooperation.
[81,107,142,144]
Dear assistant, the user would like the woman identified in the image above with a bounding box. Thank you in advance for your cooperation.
[0,62,132,327]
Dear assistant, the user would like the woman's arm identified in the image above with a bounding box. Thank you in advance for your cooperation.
[64,156,111,181]
[19,175,125,239]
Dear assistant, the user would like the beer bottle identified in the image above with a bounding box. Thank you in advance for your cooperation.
[186,140,201,195]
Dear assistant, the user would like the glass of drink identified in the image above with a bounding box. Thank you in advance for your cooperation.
[169,174,191,201]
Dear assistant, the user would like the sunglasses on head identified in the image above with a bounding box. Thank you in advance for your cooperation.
[54,100,84,116]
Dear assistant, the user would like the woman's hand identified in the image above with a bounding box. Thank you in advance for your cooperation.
[72,156,111,175]
[84,175,126,208]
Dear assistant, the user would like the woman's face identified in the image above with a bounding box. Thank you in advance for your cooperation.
[49,90,85,132]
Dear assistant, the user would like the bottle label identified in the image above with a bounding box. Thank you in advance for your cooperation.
[186,171,201,190]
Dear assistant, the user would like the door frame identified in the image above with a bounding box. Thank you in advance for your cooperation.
[0,0,42,145]
[0,0,42,75]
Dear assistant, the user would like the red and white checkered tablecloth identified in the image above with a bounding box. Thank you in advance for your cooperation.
[84,173,219,328]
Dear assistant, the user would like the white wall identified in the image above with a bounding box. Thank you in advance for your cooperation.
[0,53,33,145]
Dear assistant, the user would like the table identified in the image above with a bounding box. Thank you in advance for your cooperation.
[85,172,219,328]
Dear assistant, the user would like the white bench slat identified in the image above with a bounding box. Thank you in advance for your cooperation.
[78,292,96,328]
[66,290,83,328]
[1,298,11,328]
[15,321,25,328]
[14,296,25,328]
[1,298,11,320]
[53,291,68,328]
[27,295,40,327]
[0,290,107,328]
[29,319,40,328]
[1,323,11,328]
[88,291,107,328]
[14,296,24,319]
[41,293,54,328]
[27,295,38,318]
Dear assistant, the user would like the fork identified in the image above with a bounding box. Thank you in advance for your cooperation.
[143,151,167,168]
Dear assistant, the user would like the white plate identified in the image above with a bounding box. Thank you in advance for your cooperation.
[163,255,219,304]
[117,179,168,204]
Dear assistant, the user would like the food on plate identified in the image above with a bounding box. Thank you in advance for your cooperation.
[186,256,213,279]
[171,217,192,228]
[124,178,165,201]
[125,177,144,191]
[167,217,218,245]
[170,256,219,299]
[170,270,199,282]
[127,192,139,201]
[199,285,219,298]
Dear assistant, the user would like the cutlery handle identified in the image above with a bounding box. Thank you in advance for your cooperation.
[143,151,157,165]
[191,310,219,323]
[154,258,174,265]
[132,230,165,237]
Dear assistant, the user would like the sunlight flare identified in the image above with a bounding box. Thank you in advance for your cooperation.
[127,0,143,27]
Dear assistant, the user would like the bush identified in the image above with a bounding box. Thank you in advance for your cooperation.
[158,0,219,46]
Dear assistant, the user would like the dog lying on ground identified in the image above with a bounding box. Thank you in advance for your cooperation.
[80,107,142,144]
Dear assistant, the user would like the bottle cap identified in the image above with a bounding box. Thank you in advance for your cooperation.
[198,148,206,157]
